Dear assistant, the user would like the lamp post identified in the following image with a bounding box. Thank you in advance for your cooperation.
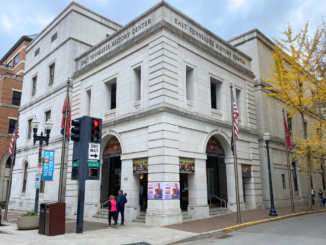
[32,116,53,213]
[263,131,278,217]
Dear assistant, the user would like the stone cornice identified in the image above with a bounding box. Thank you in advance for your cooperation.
[19,83,73,112]
[16,135,67,154]
[73,20,255,79]
[102,103,259,137]
[0,133,12,138]
[0,103,20,109]
[0,75,23,82]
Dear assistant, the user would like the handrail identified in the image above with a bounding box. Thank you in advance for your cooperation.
[0,63,12,69]
[209,195,227,214]
[101,200,110,220]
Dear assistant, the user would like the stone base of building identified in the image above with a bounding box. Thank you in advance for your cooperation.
[124,205,140,222]
[263,198,308,209]
[145,213,182,226]
[228,202,246,212]
[187,205,209,220]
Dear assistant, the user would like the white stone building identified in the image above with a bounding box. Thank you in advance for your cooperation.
[228,29,326,208]
[67,1,264,225]
[9,2,121,211]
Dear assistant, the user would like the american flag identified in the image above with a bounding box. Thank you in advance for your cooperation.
[8,123,19,156]
[233,96,239,141]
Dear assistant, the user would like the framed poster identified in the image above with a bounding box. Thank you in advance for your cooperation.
[241,165,251,177]
[133,159,148,174]
[42,150,55,180]
[148,182,180,200]
[179,158,195,173]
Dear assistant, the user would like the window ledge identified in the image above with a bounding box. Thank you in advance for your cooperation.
[134,100,141,111]
[211,108,223,120]
[47,85,53,91]
[26,139,31,146]
[104,109,116,121]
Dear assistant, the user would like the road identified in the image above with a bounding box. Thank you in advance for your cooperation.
[181,212,326,245]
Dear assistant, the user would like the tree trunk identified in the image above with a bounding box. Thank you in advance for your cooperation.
[318,104,326,192]
[301,113,313,211]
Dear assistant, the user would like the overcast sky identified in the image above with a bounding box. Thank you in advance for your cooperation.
[0,0,324,58]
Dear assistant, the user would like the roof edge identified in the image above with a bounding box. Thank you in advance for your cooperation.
[0,36,33,64]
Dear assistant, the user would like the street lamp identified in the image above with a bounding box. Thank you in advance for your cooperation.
[263,131,278,217]
[32,116,53,213]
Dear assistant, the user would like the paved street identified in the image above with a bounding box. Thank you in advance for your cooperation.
[181,212,326,245]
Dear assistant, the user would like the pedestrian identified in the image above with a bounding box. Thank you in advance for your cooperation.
[311,188,315,206]
[124,193,127,197]
[139,183,144,207]
[117,189,127,225]
[142,182,147,207]
[107,195,118,229]
[318,189,324,206]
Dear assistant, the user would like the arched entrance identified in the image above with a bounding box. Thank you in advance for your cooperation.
[206,136,228,205]
[0,152,13,201]
[100,136,122,203]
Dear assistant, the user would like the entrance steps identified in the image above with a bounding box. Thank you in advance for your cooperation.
[93,209,109,219]
[209,207,232,217]
[133,212,146,223]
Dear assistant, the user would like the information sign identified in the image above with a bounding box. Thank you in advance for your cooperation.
[88,143,100,160]
[42,150,55,180]
[35,174,41,189]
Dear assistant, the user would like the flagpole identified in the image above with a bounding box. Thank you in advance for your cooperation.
[282,107,295,213]
[4,113,19,221]
[230,81,241,223]
[58,77,70,203]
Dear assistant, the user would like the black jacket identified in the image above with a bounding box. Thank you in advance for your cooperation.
[117,194,127,209]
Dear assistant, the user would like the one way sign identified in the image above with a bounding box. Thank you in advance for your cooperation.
[88,143,100,160]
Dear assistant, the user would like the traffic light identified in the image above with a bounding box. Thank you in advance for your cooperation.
[91,119,102,143]
[71,119,81,141]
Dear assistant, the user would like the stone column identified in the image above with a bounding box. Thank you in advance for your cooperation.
[187,158,209,220]
[120,159,140,222]
[225,157,245,212]
[146,123,182,226]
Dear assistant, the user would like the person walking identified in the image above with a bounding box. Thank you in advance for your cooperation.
[107,195,118,229]
[117,189,127,225]
[311,188,315,206]
[139,183,144,207]
[318,189,324,206]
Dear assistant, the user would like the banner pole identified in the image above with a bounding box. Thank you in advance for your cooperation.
[4,113,19,220]
[230,81,241,223]
[58,77,70,203]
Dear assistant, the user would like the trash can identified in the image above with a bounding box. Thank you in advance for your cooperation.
[39,203,49,234]
[45,202,65,236]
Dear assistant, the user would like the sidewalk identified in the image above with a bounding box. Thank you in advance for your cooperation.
[165,205,326,234]
[0,205,325,245]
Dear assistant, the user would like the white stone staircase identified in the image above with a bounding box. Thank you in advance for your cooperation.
[133,212,146,223]
[209,207,232,217]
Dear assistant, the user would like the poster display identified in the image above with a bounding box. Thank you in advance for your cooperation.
[42,150,55,180]
[133,159,148,173]
[148,182,180,200]
[241,165,251,177]
[179,158,195,173]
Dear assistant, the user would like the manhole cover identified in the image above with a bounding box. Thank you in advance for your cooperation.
[216,234,233,239]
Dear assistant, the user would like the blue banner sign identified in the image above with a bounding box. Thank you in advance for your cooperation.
[42,150,55,180]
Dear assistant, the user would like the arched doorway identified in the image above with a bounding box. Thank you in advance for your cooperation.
[0,152,14,201]
[206,136,227,205]
[100,136,122,202]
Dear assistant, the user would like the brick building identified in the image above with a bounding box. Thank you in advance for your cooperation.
[0,35,37,201]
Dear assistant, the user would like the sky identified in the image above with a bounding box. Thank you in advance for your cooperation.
[0,0,325,58]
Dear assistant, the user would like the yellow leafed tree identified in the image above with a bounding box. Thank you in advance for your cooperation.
[265,22,326,211]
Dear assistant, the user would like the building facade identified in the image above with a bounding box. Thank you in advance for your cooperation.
[0,35,36,202]
[9,2,121,211]
[228,29,326,208]
[67,1,264,226]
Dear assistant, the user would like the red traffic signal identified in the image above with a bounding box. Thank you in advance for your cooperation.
[93,120,101,127]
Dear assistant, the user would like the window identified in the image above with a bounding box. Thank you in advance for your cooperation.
[287,114,292,135]
[12,91,21,106]
[13,53,20,67]
[186,66,194,101]
[210,78,223,110]
[236,89,241,116]
[282,174,286,189]
[40,180,45,193]
[7,60,12,68]
[45,111,51,132]
[8,119,17,134]
[86,90,91,116]
[35,48,40,57]
[32,76,37,96]
[292,162,298,191]
[51,32,57,42]
[27,119,32,140]
[106,34,110,38]
[49,64,55,86]
[5,156,13,168]
[111,83,116,110]
[22,163,28,193]
[133,66,141,101]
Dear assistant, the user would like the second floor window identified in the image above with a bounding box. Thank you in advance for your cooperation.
[14,53,20,67]
[49,64,55,86]
[27,119,32,140]
[35,48,40,57]
[12,91,22,106]
[7,60,12,68]
[45,111,51,132]
[32,76,37,96]
[8,119,17,134]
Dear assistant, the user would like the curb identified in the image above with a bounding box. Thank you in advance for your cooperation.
[168,209,326,244]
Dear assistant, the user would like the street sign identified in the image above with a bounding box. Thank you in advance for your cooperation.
[37,163,43,175]
[72,161,79,167]
[88,143,100,160]
[35,174,41,189]
[88,161,100,168]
